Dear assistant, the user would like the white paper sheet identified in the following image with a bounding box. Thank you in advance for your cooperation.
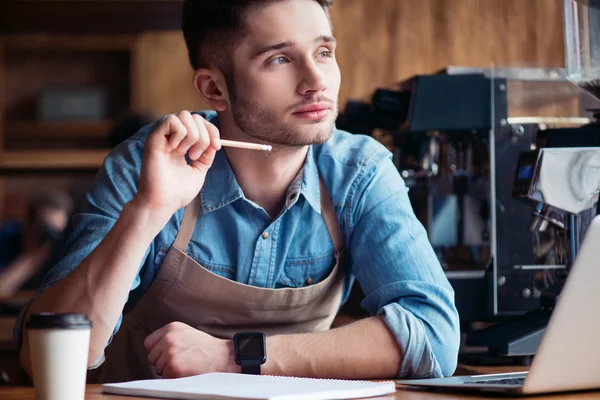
[102,372,396,400]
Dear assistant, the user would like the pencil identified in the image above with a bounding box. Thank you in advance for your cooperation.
[220,139,272,152]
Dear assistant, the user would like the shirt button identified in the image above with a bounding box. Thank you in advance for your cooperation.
[306,277,313,285]
[262,232,270,240]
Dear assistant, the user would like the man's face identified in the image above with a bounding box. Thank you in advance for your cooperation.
[227,0,341,147]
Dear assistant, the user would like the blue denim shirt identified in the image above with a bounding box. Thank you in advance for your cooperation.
[15,111,460,378]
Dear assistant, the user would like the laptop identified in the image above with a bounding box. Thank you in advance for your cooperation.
[397,215,600,395]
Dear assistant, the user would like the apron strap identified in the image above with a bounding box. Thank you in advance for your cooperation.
[172,194,202,253]
[319,177,344,253]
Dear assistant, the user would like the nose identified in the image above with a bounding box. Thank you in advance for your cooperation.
[297,60,328,96]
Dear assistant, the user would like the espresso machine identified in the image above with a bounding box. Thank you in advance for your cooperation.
[465,145,600,362]
[380,66,600,327]
[334,0,600,364]
[465,0,600,361]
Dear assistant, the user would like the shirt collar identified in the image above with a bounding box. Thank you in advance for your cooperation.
[298,145,322,214]
[200,149,244,215]
[199,113,322,215]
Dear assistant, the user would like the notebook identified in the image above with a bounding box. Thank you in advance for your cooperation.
[102,372,396,400]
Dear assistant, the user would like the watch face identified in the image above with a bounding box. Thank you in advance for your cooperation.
[234,333,266,361]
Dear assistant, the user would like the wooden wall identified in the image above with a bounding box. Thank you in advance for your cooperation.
[132,31,206,116]
[133,0,566,115]
[332,0,565,105]
[0,0,567,115]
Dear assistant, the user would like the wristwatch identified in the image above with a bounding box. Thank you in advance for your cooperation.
[233,332,267,375]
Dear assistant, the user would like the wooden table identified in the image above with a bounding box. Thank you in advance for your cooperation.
[2,383,600,399]
[0,316,25,386]
[0,289,36,386]
[0,290,597,400]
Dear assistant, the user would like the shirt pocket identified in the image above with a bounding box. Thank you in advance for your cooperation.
[190,255,236,281]
[154,247,235,281]
[278,250,336,288]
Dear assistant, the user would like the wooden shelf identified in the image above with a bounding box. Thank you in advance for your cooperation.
[0,149,109,171]
[5,120,113,140]
[0,34,137,51]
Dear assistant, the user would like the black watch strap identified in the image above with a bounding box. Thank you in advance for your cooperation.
[240,359,261,375]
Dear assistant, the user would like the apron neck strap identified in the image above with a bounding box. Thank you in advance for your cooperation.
[172,195,202,253]
[172,177,344,254]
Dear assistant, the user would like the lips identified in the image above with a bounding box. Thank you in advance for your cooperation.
[292,102,332,120]
[293,102,331,114]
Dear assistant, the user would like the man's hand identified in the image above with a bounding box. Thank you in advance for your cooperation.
[135,111,221,224]
[144,322,237,379]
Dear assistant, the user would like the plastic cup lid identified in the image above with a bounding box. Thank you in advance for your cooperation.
[26,313,92,330]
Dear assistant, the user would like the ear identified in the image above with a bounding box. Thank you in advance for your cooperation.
[193,69,230,112]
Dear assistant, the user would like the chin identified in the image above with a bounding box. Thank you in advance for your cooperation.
[296,115,334,131]
[300,126,334,145]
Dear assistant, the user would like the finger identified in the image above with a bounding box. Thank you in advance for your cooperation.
[204,118,222,151]
[188,140,211,162]
[162,365,176,379]
[147,338,166,366]
[162,363,184,380]
[198,120,221,166]
[144,325,170,352]
[188,114,212,160]
[175,111,200,155]
[155,351,170,377]
[163,115,187,150]
[191,147,217,173]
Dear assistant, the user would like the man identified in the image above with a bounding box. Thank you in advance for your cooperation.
[0,191,73,298]
[16,0,460,382]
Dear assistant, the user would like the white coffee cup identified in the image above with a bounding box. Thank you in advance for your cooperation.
[26,313,92,400]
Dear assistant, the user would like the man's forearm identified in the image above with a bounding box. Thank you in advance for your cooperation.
[20,199,170,374]
[263,316,402,379]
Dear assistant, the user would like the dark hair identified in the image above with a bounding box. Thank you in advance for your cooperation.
[109,111,156,148]
[27,190,74,226]
[182,0,334,71]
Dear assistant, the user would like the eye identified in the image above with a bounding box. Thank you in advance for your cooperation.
[318,49,333,58]
[266,56,290,66]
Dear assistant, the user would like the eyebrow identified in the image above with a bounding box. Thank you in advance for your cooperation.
[251,35,337,60]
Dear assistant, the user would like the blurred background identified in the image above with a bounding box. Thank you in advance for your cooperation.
[0,0,596,386]
[0,0,565,241]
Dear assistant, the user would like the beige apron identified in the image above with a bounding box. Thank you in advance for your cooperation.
[95,178,346,383]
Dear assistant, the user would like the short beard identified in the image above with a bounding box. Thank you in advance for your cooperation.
[226,74,337,147]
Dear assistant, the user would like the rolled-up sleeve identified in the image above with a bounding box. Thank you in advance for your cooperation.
[13,133,152,356]
[348,152,460,378]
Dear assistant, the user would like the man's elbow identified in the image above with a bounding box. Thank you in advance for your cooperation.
[86,340,109,369]
[437,348,459,377]
[433,323,460,377]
